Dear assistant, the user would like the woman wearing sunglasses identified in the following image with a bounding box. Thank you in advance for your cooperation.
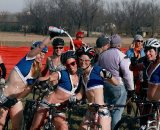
[72,45,119,130]
[30,50,81,130]
[126,34,145,94]
[41,38,65,76]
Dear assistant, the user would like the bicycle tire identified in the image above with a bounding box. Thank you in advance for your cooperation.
[114,116,141,130]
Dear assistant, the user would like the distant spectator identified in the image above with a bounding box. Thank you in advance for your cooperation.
[126,34,145,93]
[94,34,110,64]
[70,31,86,50]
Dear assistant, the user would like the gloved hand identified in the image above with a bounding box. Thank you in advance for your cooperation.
[69,95,77,103]
[3,98,18,109]
[127,90,137,100]
[101,69,112,79]
[130,57,138,66]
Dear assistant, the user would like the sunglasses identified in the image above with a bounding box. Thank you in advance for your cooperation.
[79,58,91,62]
[66,61,77,68]
[136,40,143,43]
[54,46,63,49]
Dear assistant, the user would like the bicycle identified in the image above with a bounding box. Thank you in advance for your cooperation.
[81,103,126,130]
[114,99,160,130]
[22,80,52,130]
[42,101,61,130]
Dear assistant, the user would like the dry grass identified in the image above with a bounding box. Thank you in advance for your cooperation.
[0,32,132,48]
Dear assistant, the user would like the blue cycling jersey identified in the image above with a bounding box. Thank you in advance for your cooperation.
[58,70,81,94]
[147,63,160,85]
[82,65,104,91]
[14,55,38,85]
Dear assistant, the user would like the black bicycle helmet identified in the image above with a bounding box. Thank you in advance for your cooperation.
[76,45,95,59]
[76,45,95,64]
[31,41,48,53]
[52,38,64,46]
[61,50,77,65]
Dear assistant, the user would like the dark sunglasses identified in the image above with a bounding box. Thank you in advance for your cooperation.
[66,61,77,68]
[54,46,63,49]
[136,40,143,43]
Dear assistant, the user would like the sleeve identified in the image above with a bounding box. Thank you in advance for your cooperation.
[149,66,160,85]
[0,63,6,79]
[119,58,134,90]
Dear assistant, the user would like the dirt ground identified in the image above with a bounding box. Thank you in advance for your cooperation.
[0,32,132,48]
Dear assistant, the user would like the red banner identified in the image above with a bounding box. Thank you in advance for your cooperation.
[0,46,127,78]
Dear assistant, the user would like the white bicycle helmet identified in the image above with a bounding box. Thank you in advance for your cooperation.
[143,38,160,53]
[144,38,160,48]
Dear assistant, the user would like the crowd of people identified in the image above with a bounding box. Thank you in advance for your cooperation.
[0,27,159,130]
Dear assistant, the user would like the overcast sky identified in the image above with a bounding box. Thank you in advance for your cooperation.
[0,0,25,13]
[0,0,160,13]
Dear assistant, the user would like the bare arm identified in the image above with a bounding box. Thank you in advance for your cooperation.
[27,37,51,58]
[147,83,160,101]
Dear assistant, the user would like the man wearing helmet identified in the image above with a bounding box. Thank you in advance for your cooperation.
[73,45,118,130]
[0,29,57,130]
[30,50,81,130]
[143,38,160,101]
[70,31,86,50]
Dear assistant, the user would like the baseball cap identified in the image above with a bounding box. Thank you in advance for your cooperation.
[110,34,122,45]
[96,35,110,48]
[76,31,84,38]
[134,34,143,41]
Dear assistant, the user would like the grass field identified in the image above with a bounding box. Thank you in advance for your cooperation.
[0,32,133,48]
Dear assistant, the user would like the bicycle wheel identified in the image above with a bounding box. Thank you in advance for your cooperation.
[114,116,140,130]
[23,100,37,130]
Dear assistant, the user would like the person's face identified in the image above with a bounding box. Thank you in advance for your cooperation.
[53,46,64,56]
[65,58,77,74]
[135,40,143,50]
[145,48,157,61]
[78,54,91,70]
[35,52,46,62]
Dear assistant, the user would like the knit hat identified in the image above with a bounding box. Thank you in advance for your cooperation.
[110,34,122,45]
[134,34,143,41]
[96,35,110,48]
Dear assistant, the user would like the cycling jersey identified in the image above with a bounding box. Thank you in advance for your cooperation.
[46,56,65,74]
[147,63,160,85]
[14,55,38,85]
[82,65,104,91]
[58,70,81,95]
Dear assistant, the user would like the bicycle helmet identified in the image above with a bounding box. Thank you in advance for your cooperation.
[76,45,95,64]
[143,38,160,53]
[31,41,48,53]
[76,31,84,38]
[52,38,64,46]
[61,50,77,65]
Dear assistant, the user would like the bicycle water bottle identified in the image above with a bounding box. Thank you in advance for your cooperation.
[49,26,65,34]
